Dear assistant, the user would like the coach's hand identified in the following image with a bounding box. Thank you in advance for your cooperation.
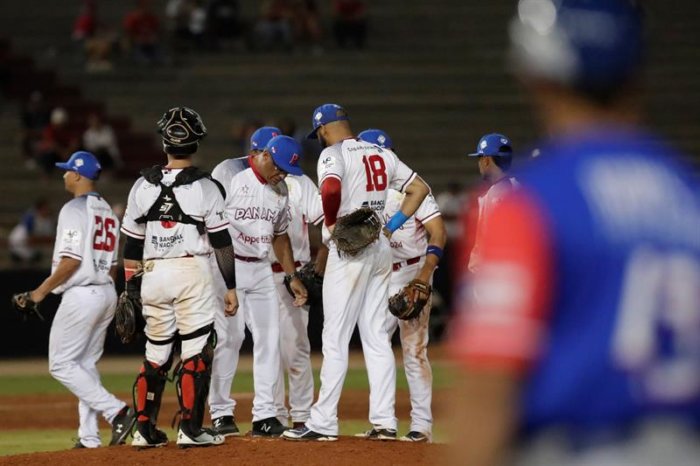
[290,277,308,307]
[224,289,239,316]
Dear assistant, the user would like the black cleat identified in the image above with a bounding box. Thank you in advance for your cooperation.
[109,406,137,446]
[251,417,288,437]
[212,415,240,437]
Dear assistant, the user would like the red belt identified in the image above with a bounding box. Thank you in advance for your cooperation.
[271,261,301,273]
[392,256,421,272]
[235,254,262,263]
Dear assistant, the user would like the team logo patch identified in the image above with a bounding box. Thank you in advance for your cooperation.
[480,140,488,149]
[290,153,300,165]
[314,112,323,121]
[75,158,84,167]
[501,137,509,144]
[377,135,386,145]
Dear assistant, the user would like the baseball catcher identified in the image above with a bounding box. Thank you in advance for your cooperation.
[388,279,432,320]
[330,207,382,256]
[11,291,45,321]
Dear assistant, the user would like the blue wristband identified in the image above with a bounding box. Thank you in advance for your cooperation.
[426,245,443,260]
[386,211,409,233]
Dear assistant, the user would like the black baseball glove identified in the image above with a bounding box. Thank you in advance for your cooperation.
[115,275,144,344]
[388,279,431,320]
[331,207,382,256]
[11,291,45,321]
[296,262,323,307]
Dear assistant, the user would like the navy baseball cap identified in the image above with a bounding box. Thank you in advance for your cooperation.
[306,103,349,139]
[250,126,282,150]
[509,0,644,95]
[468,133,513,157]
[56,151,102,180]
[266,135,303,176]
[358,129,393,149]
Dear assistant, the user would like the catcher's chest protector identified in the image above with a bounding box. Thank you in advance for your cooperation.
[135,166,220,234]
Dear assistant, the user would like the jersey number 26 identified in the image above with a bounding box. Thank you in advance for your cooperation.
[93,215,117,252]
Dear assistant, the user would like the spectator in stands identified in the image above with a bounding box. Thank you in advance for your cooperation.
[254,0,294,51]
[36,108,80,177]
[20,91,50,167]
[332,0,368,49]
[290,0,323,54]
[8,198,55,265]
[72,0,116,72]
[188,0,208,50]
[82,113,122,174]
[165,0,192,52]
[206,0,246,51]
[123,0,163,64]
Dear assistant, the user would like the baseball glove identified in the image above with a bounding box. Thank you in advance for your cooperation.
[115,276,144,344]
[388,279,431,320]
[296,262,323,307]
[331,207,382,256]
[11,291,45,321]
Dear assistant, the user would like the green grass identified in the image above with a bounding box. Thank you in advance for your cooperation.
[0,365,453,396]
[0,422,448,456]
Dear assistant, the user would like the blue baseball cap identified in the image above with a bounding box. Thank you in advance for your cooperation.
[468,133,513,157]
[250,126,282,150]
[266,135,303,176]
[306,103,349,139]
[56,151,102,180]
[509,0,644,95]
[358,129,393,149]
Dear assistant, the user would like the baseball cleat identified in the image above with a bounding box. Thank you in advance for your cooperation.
[131,421,168,448]
[176,427,225,448]
[282,425,338,442]
[72,440,88,449]
[355,427,397,441]
[251,417,288,437]
[109,406,136,446]
[211,415,240,437]
[400,431,431,443]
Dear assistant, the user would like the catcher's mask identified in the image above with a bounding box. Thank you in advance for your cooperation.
[157,106,207,156]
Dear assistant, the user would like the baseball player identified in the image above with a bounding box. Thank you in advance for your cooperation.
[358,129,447,443]
[209,133,308,437]
[283,104,430,442]
[466,133,518,274]
[270,166,325,429]
[121,107,238,448]
[13,151,135,449]
[450,1,700,465]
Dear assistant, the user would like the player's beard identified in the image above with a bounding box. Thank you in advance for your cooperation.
[318,133,328,149]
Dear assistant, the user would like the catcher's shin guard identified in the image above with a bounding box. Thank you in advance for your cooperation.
[134,353,173,424]
[175,327,215,436]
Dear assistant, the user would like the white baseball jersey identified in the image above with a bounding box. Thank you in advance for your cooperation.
[468,176,519,272]
[52,194,119,294]
[269,174,323,264]
[317,138,416,216]
[383,189,441,261]
[121,168,228,259]
[224,166,289,259]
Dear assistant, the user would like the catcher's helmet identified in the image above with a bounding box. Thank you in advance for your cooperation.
[157,106,207,154]
[509,0,644,99]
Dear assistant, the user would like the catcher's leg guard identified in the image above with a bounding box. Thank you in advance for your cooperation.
[134,352,173,424]
[176,326,215,436]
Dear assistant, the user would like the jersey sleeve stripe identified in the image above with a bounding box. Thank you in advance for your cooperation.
[319,174,342,184]
[59,250,83,260]
[310,213,324,225]
[121,226,146,239]
[206,222,229,232]
[417,210,441,223]
[399,171,417,193]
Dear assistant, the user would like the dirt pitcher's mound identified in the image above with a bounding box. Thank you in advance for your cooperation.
[1,437,447,466]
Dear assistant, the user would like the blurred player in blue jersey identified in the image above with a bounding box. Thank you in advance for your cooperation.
[450,1,700,465]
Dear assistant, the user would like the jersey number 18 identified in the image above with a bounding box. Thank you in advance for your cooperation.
[362,155,387,191]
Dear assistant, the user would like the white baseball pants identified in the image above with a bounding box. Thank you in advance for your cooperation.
[307,236,397,436]
[386,258,433,436]
[48,283,125,448]
[272,269,314,424]
[208,259,281,422]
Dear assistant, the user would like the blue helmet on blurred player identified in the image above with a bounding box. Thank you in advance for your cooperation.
[509,0,644,101]
[358,129,394,150]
